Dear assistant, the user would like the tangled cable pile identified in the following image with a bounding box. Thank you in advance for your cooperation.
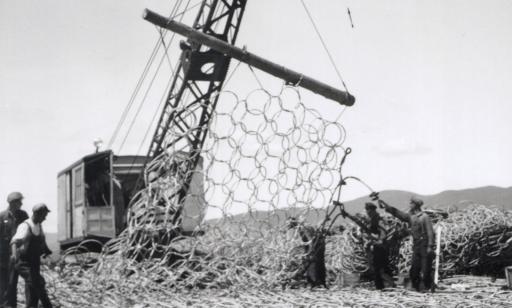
[437,205,512,275]
[43,266,512,307]
[340,205,512,279]
[42,85,512,306]
[51,85,351,292]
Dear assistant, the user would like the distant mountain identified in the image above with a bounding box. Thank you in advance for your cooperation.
[47,186,512,246]
[212,186,512,228]
[340,185,512,213]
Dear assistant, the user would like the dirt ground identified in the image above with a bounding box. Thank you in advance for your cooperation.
[21,274,509,307]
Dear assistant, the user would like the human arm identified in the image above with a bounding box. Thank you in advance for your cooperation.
[10,242,19,263]
[10,222,29,262]
[377,199,411,223]
[41,235,52,258]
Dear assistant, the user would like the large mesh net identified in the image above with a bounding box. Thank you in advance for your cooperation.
[48,85,512,307]
[69,84,350,291]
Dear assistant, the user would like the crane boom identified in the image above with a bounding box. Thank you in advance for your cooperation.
[143,9,355,106]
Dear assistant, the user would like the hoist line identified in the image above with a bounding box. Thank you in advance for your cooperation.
[298,1,376,211]
[247,64,265,90]
[108,0,186,151]
[128,70,176,176]
[123,32,185,177]
[117,0,192,154]
[158,27,176,73]
[117,35,176,154]
[300,0,350,94]
[125,0,234,176]
[107,38,163,150]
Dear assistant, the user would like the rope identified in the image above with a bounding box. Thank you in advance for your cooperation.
[300,0,350,94]
[117,35,173,154]
[117,0,192,154]
[247,64,265,90]
[108,0,185,151]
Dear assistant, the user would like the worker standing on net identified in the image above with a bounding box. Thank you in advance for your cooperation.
[364,202,395,290]
[0,192,28,307]
[287,217,328,289]
[7,203,53,308]
[374,195,435,292]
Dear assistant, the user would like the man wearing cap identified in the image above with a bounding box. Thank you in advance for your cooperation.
[286,217,328,289]
[376,196,435,292]
[364,202,394,290]
[6,203,53,308]
[0,192,28,306]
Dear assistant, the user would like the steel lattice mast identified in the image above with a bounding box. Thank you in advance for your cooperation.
[147,0,247,159]
[137,1,247,226]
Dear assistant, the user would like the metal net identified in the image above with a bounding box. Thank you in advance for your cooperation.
[46,86,512,307]
[57,84,350,294]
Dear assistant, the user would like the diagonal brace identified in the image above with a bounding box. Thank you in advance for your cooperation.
[143,9,355,106]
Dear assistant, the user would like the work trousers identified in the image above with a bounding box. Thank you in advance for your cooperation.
[410,243,433,291]
[372,244,394,290]
[0,264,8,306]
[1,261,19,308]
[6,260,52,308]
[302,238,327,288]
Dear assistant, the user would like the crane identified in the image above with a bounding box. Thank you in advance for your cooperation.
[57,0,354,252]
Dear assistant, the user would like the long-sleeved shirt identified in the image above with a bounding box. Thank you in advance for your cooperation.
[385,206,434,247]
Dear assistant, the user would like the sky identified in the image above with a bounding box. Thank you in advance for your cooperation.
[1,0,512,232]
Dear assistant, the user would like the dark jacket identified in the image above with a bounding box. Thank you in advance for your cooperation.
[368,213,387,240]
[385,206,434,247]
[0,209,28,266]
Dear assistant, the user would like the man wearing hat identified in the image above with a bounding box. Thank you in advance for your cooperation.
[286,217,328,289]
[6,203,53,308]
[364,202,394,290]
[376,196,435,292]
[0,192,28,306]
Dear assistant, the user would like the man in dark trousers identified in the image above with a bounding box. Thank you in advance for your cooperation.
[287,217,328,289]
[376,196,435,292]
[7,203,53,308]
[364,202,394,290]
[0,192,28,306]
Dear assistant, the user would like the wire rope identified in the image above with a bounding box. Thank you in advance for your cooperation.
[108,0,185,150]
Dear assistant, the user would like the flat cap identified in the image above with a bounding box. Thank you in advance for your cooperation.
[7,192,23,203]
[410,196,424,207]
[32,203,50,213]
[365,202,377,210]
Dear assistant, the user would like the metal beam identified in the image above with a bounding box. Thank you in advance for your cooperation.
[143,9,355,107]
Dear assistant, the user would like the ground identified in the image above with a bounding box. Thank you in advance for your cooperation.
[16,274,510,307]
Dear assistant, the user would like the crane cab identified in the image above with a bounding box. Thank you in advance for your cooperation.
[57,151,147,251]
[57,150,207,252]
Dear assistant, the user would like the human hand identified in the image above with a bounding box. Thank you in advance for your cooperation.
[377,200,388,209]
[42,248,53,258]
[370,192,379,201]
[10,252,18,264]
